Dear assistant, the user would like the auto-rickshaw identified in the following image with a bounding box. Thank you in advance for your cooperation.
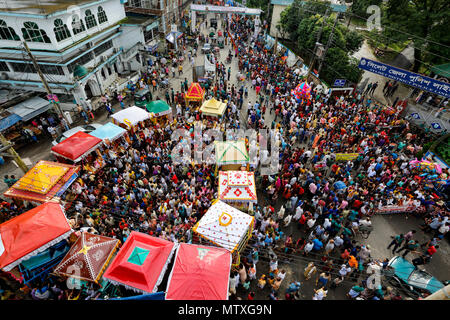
[134,87,150,107]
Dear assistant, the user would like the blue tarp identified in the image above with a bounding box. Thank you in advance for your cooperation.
[110,292,165,300]
[90,122,126,141]
[334,181,347,190]
[0,113,22,131]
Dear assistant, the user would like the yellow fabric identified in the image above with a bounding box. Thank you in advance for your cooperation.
[199,98,227,117]
[14,161,69,194]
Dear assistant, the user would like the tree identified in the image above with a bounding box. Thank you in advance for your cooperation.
[381,0,450,72]
[350,0,383,19]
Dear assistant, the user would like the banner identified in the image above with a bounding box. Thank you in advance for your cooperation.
[335,153,359,161]
[374,205,416,215]
[358,58,450,98]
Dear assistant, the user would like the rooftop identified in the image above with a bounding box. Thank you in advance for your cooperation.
[0,0,103,15]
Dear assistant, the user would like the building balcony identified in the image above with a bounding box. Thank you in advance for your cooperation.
[125,6,163,16]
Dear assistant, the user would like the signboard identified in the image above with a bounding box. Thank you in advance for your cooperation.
[430,122,442,130]
[171,24,177,32]
[375,205,416,215]
[358,58,450,98]
[146,21,159,31]
[333,79,346,87]
[410,112,421,119]
[335,153,359,161]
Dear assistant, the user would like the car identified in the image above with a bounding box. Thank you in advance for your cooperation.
[52,123,103,146]
[201,43,211,54]
[387,256,445,298]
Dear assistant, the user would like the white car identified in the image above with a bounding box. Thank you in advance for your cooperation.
[52,123,103,146]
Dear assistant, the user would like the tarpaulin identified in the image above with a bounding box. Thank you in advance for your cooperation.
[51,131,102,162]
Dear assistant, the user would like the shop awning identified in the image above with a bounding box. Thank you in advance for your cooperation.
[0,113,22,132]
[0,201,73,271]
[7,96,52,122]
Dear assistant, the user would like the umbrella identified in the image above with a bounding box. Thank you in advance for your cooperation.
[334,181,347,190]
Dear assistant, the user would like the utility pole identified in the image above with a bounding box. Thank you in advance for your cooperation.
[306,8,329,81]
[317,12,339,76]
[424,284,450,300]
[0,132,29,174]
[22,41,71,128]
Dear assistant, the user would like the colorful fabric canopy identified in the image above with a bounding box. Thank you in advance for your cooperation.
[165,243,231,300]
[215,140,249,165]
[218,171,257,203]
[89,122,127,142]
[111,106,151,127]
[51,131,102,162]
[185,82,205,101]
[193,200,254,253]
[54,232,120,283]
[200,98,227,117]
[146,100,172,117]
[4,160,80,203]
[103,232,177,294]
[0,202,72,271]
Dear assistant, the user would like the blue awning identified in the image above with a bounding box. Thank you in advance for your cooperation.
[90,122,127,141]
[0,113,22,131]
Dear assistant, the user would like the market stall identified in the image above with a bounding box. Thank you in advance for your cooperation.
[165,243,231,300]
[111,106,151,130]
[199,97,227,118]
[3,160,80,204]
[218,170,257,212]
[193,200,254,268]
[0,201,73,272]
[184,82,205,109]
[146,100,173,123]
[103,231,177,294]
[214,140,249,174]
[54,232,120,285]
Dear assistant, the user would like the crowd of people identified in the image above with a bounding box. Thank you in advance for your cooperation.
[0,14,448,301]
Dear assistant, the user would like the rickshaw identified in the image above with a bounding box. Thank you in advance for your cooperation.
[217,36,224,48]
[134,87,150,107]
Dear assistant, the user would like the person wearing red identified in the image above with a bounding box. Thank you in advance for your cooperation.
[426,245,438,256]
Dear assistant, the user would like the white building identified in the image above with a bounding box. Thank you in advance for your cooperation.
[0,0,150,110]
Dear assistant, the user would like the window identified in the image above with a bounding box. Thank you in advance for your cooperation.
[21,21,51,43]
[97,7,108,24]
[93,40,113,56]
[0,20,20,41]
[10,62,36,73]
[9,62,64,75]
[0,61,9,72]
[54,19,71,42]
[85,10,98,29]
[40,64,65,75]
[67,52,94,73]
[72,14,86,35]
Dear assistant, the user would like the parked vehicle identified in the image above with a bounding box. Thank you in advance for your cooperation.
[387,256,445,298]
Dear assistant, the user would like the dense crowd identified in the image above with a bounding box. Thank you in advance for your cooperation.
[0,14,448,301]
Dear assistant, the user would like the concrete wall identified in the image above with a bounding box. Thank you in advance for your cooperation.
[270,4,287,38]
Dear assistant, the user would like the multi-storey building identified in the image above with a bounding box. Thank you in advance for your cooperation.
[0,0,149,109]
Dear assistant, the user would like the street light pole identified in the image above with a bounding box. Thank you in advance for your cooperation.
[22,41,71,128]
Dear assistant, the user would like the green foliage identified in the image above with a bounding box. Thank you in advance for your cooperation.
[278,0,363,84]
[350,0,383,19]
[381,0,450,72]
